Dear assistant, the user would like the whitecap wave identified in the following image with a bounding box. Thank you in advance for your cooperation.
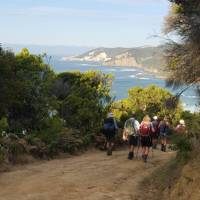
[136,72,143,76]
[80,63,99,67]
[129,75,136,78]
[120,68,136,72]
[80,63,90,66]
[181,94,199,99]
[104,69,117,72]
[137,77,150,80]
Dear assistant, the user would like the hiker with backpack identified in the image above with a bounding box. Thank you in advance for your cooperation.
[151,116,160,149]
[123,112,140,160]
[175,119,187,135]
[102,112,118,156]
[159,117,170,152]
[139,115,154,162]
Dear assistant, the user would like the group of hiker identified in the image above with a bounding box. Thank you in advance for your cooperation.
[101,112,186,162]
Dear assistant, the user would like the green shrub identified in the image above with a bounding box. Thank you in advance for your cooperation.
[54,71,113,136]
[0,145,4,163]
[0,117,8,133]
[112,85,183,125]
[171,132,193,164]
[26,117,63,156]
[58,128,84,153]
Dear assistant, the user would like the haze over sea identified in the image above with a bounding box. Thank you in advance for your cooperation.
[51,58,199,112]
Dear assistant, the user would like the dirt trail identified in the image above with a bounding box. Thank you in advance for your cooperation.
[0,149,175,200]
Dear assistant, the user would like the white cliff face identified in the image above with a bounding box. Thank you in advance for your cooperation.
[82,52,112,62]
[104,52,140,67]
[61,46,165,71]
[62,51,112,62]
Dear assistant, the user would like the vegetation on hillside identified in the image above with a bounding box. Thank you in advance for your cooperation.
[112,85,182,127]
[0,46,113,163]
[165,0,200,93]
[0,43,197,167]
[140,1,200,198]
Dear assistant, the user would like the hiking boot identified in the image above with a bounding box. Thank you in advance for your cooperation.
[163,145,166,152]
[107,149,112,156]
[142,154,145,161]
[161,144,164,151]
[153,144,157,149]
[142,155,148,162]
[128,152,133,160]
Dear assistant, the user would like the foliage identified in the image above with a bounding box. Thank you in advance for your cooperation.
[164,0,200,98]
[170,112,200,163]
[171,134,192,163]
[26,117,63,155]
[0,117,8,133]
[112,85,183,126]
[0,47,57,132]
[58,128,84,153]
[54,71,113,134]
[0,46,115,163]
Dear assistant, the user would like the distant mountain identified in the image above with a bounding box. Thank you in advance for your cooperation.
[2,43,94,56]
[63,46,166,75]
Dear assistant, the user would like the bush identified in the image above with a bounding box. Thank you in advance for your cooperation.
[58,128,84,153]
[54,71,113,140]
[26,117,63,156]
[0,117,8,133]
[112,85,183,125]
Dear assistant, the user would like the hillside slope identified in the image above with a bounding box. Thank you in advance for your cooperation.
[63,46,166,73]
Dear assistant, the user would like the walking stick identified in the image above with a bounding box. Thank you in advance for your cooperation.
[151,136,154,158]
[136,135,140,159]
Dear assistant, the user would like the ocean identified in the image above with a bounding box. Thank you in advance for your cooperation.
[51,58,199,112]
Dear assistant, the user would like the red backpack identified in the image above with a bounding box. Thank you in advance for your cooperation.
[140,123,150,136]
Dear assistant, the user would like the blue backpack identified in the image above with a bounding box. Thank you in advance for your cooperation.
[103,122,115,132]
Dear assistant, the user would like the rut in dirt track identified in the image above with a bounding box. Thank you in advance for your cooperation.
[0,149,175,200]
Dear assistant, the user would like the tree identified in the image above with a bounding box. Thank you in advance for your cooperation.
[0,46,16,117]
[53,71,113,134]
[164,0,200,96]
[112,85,182,126]
[0,47,56,131]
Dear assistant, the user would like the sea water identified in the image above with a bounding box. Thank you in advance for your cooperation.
[51,58,199,112]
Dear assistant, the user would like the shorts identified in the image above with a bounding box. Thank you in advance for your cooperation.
[128,135,139,146]
[151,133,159,139]
[105,133,115,143]
[141,136,152,147]
[160,132,167,139]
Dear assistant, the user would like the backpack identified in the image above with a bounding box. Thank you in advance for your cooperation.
[140,123,150,136]
[176,124,186,134]
[124,118,137,136]
[152,121,159,135]
[102,118,116,135]
[159,123,169,134]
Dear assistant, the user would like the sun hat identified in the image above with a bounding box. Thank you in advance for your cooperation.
[179,119,185,125]
[107,112,114,118]
[153,116,158,120]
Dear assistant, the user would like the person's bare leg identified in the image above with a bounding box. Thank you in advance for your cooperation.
[128,145,134,159]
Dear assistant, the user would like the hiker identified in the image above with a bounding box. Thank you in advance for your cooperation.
[151,116,160,149]
[159,117,170,152]
[139,115,154,162]
[175,119,187,134]
[123,112,140,160]
[102,112,118,156]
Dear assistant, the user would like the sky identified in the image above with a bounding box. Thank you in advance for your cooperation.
[0,0,170,47]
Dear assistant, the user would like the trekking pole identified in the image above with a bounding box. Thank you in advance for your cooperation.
[136,135,140,159]
[151,146,154,158]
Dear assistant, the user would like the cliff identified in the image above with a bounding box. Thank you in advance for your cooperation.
[63,46,166,75]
